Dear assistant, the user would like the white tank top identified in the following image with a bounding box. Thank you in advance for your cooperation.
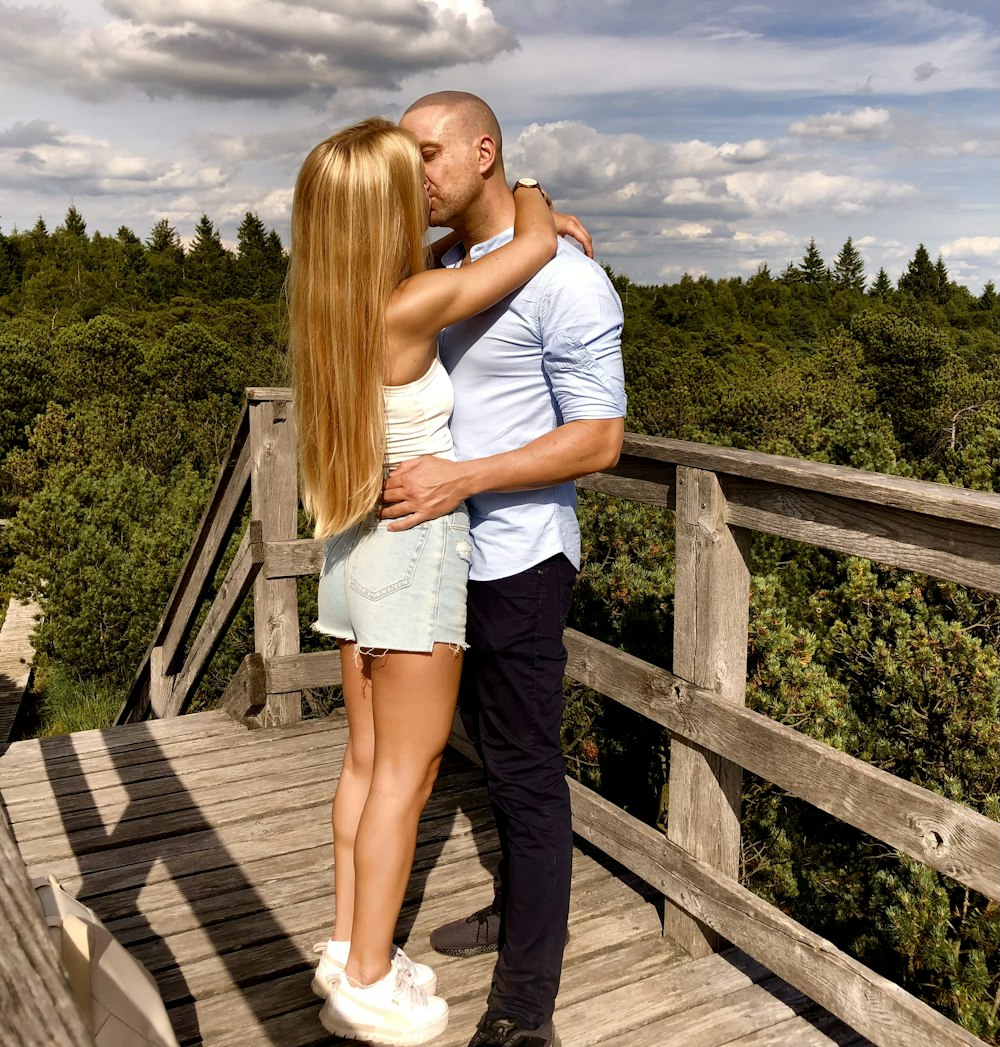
[384,356,456,466]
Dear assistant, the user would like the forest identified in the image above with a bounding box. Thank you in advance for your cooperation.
[0,206,998,1042]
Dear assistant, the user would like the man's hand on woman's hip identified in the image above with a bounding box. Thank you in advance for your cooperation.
[380,456,469,531]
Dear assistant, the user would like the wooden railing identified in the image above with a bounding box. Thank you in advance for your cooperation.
[112,387,999,1047]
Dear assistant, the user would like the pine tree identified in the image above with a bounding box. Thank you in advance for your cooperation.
[144,219,184,301]
[979,279,997,310]
[933,254,951,304]
[799,238,829,286]
[61,205,87,239]
[832,236,866,292]
[146,218,183,257]
[234,211,269,298]
[898,244,937,300]
[185,214,232,301]
[869,268,893,300]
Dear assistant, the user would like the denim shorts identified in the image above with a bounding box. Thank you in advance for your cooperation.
[313,504,472,653]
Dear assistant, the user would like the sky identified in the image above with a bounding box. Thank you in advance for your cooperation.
[0,0,997,290]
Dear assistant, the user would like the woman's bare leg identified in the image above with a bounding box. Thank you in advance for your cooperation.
[331,642,376,942]
[345,643,462,986]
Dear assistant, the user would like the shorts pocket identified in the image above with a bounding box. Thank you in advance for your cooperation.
[349,523,430,601]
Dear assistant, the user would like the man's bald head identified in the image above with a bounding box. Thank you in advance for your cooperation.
[403,91,503,156]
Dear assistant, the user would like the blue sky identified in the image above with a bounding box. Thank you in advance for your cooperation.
[0,0,997,289]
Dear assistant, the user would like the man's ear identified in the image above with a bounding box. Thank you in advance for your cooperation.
[477,134,498,176]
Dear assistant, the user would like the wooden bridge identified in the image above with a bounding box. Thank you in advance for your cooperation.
[2,388,998,1047]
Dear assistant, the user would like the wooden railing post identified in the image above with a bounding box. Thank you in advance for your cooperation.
[249,395,301,725]
[664,466,751,956]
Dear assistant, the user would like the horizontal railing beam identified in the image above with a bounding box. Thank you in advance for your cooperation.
[568,778,989,1047]
[726,477,1000,593]
[264,538,323,579]
[620,433,1000,529]
[267,651,343,693]
[564,629,1000,901]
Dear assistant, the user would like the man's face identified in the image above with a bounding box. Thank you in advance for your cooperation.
[400,105,483,228]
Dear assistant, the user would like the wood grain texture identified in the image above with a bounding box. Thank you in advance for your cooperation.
[159,521,265,718]
[664,466,750,955]
[218,653,267,722]
[569,777,986,1047]
[726,478,1000,593]
[249,399,301,724]
[564,628,1000,902]
[116,405,251,724]
[619,432,1000,528]
[266,650,343,693]
[263,538,324,579]
[0,807,94,1046]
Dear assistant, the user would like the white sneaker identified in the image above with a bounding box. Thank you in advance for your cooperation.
[312,940,437,998]
[319,967,449,1046]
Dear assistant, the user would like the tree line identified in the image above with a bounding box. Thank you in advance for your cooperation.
[0,206,998,1042]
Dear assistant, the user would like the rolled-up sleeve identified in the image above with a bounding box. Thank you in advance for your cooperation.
[540,260,627,423]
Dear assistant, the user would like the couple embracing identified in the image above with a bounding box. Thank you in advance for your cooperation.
[289,91,626,1047]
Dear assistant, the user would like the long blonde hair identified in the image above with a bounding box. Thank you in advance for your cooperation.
[289,118,431,539]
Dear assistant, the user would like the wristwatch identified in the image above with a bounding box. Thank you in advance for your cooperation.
[513,177,542,193]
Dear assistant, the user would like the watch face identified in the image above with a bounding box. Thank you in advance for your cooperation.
[517,178,539,188]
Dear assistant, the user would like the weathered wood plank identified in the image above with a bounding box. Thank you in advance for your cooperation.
[0,709,241,767]
[267,650,343,693]
[0,805,93,1046]
[620,433,1000,529]
[264,538,324,580]
[0,717,325,791]
[577,453,677,509]
[10,740,352,843]
[563,628,1000,902]
[159,521,266,717]
[726,478,1000,593]
[22,792,497,888]
[724,1006,866,1046]
[117,405,252,723]
[665,466,750,955]
[219,653,267,721]
[246,387,293,404]
[569,777,989,1047]
[249,398,301,724]
[594,977,824,1047]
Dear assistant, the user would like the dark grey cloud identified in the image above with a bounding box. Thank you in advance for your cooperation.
[1,0,517,102]
[0,120,62,148]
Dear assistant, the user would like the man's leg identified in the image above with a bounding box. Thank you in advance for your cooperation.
[466,554,576,1032]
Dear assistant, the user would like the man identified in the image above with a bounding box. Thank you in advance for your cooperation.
[383,91,625,1047]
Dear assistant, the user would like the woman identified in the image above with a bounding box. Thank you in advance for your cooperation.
[288,117,558,1045]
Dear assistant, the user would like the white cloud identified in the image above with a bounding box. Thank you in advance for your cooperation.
[0,123,228,197]
[939,236,1000,258]
[725,169,917,215]
[789,106,893,141]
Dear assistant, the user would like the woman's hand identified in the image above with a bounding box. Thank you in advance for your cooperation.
[551,210,593,258]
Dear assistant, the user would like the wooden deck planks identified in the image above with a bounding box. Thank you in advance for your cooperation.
[0,712,867,1046]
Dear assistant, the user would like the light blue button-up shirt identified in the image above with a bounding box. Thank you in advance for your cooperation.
[440,229,626,581]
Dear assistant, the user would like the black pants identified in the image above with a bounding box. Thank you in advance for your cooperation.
[460,553,577,1029]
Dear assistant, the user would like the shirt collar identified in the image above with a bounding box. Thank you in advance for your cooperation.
[441,226,514,267]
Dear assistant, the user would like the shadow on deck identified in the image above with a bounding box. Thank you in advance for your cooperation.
[0,711,865,1047]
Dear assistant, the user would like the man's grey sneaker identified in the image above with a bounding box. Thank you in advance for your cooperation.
[429,898,501,957]
[467,1014,553,1047]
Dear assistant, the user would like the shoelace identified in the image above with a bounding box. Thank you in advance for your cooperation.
[465,900,500,925]
[313,941,425,989]
[390,966,427,1008]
